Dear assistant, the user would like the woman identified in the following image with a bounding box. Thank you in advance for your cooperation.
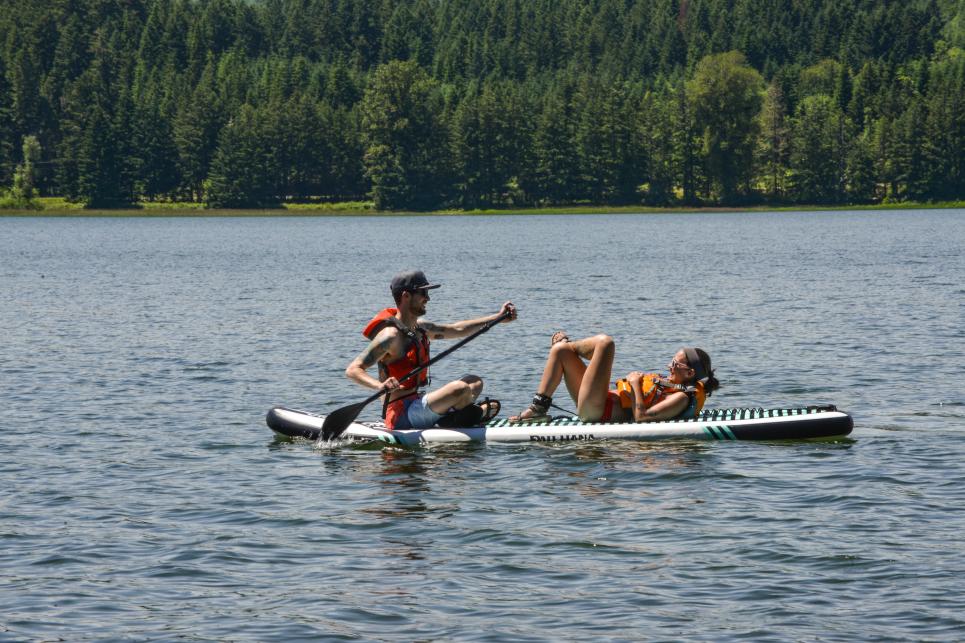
[512,332,719,423]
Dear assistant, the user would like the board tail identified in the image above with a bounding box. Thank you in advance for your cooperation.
[266,406,322,440]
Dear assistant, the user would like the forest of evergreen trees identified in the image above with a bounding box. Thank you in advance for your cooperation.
[1,0,963,209]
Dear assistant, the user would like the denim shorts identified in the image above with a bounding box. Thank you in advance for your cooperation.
[396,393,443,430]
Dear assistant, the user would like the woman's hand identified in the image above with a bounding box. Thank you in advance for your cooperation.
[627,371,644,389]
[627,371,649,421]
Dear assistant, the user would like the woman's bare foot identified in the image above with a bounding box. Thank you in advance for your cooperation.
[551,331,570,346]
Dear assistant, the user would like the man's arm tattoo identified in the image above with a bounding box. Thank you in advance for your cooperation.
[357,334,394,369]
[419,321,448,340]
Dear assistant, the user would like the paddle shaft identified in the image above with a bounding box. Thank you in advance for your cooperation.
[321,308,512,439]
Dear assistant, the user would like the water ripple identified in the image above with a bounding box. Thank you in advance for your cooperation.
[2,211,965,640]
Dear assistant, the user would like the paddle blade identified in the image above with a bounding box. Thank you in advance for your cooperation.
[321,401,368,441]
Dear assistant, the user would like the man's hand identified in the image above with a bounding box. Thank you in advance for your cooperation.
[499,301,517,322]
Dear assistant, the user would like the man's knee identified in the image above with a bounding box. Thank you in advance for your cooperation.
[459,374,484,397]
[439,379,473,402]
[428,379,476,414]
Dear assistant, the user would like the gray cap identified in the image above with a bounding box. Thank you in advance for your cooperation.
[391,270,441,296]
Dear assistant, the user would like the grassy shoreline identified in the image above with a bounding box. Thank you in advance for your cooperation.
[1,196,963,216]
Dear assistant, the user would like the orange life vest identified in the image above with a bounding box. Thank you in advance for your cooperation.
[613,374,706,418]
[362,308,430,390]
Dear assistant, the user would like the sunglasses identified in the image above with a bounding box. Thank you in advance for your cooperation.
[669,358,691,371]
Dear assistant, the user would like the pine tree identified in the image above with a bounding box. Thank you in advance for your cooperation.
[892,101,929,201]
[326,59,360,107]
[450,80,528,207]
[75,102,124,207]
[0,54,15,187]
[847,61,881,130]
[111,84,138,205]
[673,78,701,205]
[137,0,166,71]
[363,143,410,210]
[380,3,433,67]
[756,81,791,200]
[599,82,646,204]
[872,116,899,200]
[531,88,579,205]
[923,51,965,200]
[574,78,621,203]
[844,127,879,203]
[8,46,42,141]
[789,94,847,204]
[206,104,280,208]
[41,13,88,128]
[450,86,486,207]
[834,61,853,113]
[173,56,224,200]
[638,87,675,205]
[54,37,133,208]
[130,96,181,200]
[327,104,367,200]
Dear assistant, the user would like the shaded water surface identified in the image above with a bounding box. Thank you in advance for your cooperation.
[1,210,964,641]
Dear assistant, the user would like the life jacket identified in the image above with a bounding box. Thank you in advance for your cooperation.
[613,374,707,419]
[362,308,430,391]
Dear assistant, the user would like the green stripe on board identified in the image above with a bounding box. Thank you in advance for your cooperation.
[705,426,737,440]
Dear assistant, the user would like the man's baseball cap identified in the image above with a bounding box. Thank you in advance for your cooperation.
[391,270,441,296]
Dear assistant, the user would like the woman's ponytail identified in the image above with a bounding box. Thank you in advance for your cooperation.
[694,348,720,397]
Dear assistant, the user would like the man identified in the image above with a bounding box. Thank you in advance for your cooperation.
[345,269,516,430]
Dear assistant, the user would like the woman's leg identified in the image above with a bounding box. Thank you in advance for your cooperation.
[535,340,586,402]
[519,334,614,420]
[568,335,615,421]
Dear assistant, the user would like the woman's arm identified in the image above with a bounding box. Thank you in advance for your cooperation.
[628,371,690,422]
[634,391,690,422]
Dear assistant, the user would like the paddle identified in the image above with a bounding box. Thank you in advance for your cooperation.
[320,308,513,441]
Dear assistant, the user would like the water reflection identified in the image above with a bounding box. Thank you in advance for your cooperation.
[359,446,482,517]
[369,449,430,495]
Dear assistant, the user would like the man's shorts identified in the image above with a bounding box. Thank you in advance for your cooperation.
[394,393,443,430]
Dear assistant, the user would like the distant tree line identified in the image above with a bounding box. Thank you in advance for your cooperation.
[1,0,963,209]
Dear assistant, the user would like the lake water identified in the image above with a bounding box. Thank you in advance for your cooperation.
[1,210,964,641]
